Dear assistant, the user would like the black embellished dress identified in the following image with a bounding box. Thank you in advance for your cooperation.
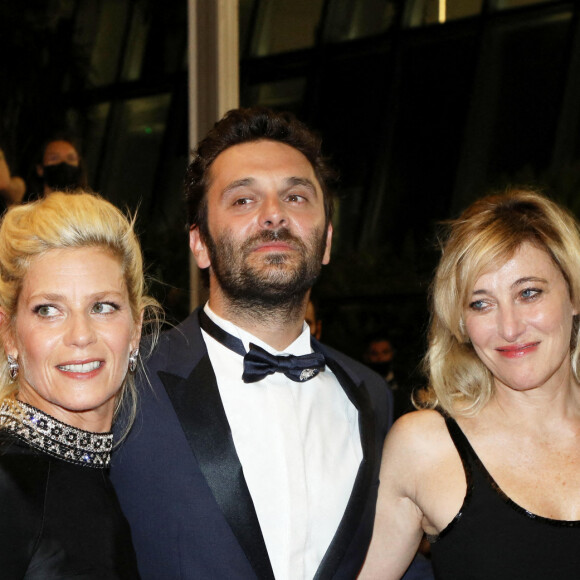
[0,400,140,579]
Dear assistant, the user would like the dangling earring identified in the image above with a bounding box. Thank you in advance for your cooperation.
[7,354,19,381]
[128,348,139,373]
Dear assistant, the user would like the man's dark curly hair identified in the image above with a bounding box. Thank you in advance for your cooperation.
[184,107,337,240]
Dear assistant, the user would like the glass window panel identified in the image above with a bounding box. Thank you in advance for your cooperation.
[243,78,307,111]
[121,4,150,81]
[81,102,111,187]
[250,0,325,55]
[454,11,573,202]
[486,15,571,177]
[495,0,559,9]
[240,0,258,56]
[98,94,171,209]
[74,0,130,86]
[138,1,188,78]
[323,0,398,42]
[407,0,483,27]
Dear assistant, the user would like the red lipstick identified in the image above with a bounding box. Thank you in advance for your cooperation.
[495,342,539,358]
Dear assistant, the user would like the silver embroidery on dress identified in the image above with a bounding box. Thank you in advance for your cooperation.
[0,399,113,468]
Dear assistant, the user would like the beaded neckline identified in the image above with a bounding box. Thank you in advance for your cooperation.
[0,399,113,468]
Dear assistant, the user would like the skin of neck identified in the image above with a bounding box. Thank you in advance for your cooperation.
[208,283,311,352]
[478,361,580,432]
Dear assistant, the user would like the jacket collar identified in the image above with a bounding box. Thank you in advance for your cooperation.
[160,352,275,580]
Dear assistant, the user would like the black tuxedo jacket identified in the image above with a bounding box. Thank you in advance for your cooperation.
[111,308,391,579]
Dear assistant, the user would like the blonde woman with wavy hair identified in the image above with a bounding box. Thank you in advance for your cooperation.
[361,189,580,579]
[0,191,161,577]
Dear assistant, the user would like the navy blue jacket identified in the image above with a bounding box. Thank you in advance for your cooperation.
[111,308,391,579]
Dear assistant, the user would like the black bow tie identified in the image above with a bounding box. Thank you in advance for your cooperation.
[243,343,325,383]
[199,309,326,383]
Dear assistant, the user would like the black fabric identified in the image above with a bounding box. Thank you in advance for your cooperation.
[198,309,246,357]
[160,358,275,580]
[0,431,139,579]
[430,416,580,580]
[242,343,325,383]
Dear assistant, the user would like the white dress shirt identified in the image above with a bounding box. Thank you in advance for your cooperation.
[202,305,362,580]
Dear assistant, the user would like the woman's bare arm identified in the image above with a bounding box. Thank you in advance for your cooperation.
[359,411,441,579]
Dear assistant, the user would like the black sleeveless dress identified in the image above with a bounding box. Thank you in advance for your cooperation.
[429,414,580,580]
[0,400,140,579]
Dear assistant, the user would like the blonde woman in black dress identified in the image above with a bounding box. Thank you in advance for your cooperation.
[0,192,160,578]
[361,190,580,579]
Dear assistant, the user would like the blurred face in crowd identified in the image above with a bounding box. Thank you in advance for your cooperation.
[38,140,82,192]
[42,140,80,168]
[366,340,394,363]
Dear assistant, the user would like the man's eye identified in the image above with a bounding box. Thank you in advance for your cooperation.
[286,193,307,203]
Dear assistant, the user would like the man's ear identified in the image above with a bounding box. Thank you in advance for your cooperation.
[322,223,333,265]
[189,226,211,269]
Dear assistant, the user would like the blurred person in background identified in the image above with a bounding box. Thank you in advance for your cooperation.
[26,134,88,200]
[0,145,26,209]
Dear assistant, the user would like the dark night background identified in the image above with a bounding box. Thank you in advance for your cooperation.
[1,0,579,387]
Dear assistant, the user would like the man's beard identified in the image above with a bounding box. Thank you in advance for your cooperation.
[204,226,327,312]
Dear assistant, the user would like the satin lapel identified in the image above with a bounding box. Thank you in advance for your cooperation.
[159,356,275,580]
[313,355,377,580]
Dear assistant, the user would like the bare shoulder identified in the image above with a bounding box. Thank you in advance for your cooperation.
[380,409,452,493]
[385,409,450,458]
[382,409,466,534]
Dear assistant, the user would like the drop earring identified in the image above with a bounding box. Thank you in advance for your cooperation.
[128,348,139,373]
[7,354,19,381]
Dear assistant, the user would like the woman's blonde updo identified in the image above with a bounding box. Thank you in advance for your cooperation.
[0,191,162,429]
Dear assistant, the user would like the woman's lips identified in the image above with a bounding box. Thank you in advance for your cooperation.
[56,360,104,378]
[495,342,540,358]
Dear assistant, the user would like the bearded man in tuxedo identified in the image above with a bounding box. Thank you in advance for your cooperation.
[111,107,403,579]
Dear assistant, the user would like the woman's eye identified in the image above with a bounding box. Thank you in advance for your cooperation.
[521,288,541,300]
[468,300,487,311]
[92,302,117,314]
[35,305,58,317]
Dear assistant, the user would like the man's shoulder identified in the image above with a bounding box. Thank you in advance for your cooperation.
[146,310,205,364]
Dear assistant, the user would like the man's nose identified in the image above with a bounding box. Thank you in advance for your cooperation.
[259,195,287,228]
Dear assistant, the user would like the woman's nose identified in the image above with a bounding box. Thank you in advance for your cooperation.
[497,305,524,342]
[64,313,97,347]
